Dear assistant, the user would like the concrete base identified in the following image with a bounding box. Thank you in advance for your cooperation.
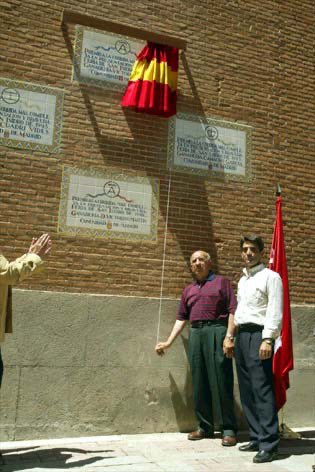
[0,290,314,440]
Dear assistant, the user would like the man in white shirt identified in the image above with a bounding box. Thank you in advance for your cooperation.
[234,234,283,464]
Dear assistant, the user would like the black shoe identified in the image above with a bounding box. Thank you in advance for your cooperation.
[239,441,259,452]
[253,449,277,463]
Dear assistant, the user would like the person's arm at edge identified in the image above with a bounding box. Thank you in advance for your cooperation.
[155,319,187,356]
[259,272,283,360]
[223,278,237,358]
[0,234,52,285]
[223,313,236,358]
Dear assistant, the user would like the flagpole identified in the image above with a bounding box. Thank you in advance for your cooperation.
[273,184,301,440]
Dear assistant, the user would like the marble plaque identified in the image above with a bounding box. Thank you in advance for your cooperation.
[73,27,144,89]
[58,166,159,241]
[168,113,252,178]
[0,78,64,153]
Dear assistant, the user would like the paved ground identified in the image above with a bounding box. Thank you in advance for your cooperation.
[0,430,314,472]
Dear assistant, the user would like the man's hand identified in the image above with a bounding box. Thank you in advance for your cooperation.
[155,341,171,356]
[29,233,52,258]
[259,341,272,360]
[223,337,234,358]
[155,320,186,356]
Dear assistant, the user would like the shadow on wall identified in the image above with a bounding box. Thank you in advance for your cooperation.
[61,23,229,278]
[168,336,195,431]
[169,372,195,432]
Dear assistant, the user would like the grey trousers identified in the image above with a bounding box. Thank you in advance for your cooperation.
[188,322,237,436]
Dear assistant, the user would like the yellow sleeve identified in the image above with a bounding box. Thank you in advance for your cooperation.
[0,253,44,286]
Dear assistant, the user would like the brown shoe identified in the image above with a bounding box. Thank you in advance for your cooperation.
[222,435,237,447]
[188,430,213,440]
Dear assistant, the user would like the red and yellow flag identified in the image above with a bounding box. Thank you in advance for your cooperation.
[121,42,179,118]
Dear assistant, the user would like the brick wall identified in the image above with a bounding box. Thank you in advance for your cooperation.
[0,0,314,302]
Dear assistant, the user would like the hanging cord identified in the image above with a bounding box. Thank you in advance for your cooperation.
[156,170,172,344]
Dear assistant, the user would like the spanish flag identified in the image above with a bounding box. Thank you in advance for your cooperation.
[121,42,179,118]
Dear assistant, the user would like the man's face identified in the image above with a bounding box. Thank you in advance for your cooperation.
[190,251,211,281]
[241,241,264,268]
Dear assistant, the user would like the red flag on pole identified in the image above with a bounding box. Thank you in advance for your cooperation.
[269,193,294,411]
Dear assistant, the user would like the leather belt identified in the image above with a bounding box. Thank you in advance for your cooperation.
[238,323,263,332]
[191,320,227,329]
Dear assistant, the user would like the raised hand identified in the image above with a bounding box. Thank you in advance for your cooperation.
[28,233,52,258]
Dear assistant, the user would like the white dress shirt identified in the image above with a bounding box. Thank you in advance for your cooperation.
[234,263,283,339]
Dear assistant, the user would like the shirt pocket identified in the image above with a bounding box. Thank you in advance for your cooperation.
[248,285,267,306]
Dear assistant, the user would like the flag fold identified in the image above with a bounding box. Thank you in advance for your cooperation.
[121,42,179,118]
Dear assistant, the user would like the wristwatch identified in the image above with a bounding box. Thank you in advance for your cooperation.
[225,334,234,341]
[263,338,273,345]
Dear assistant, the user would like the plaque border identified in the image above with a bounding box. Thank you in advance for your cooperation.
[167,112,252,181]
[58,165,159,241]
[72,26,144,91]
[0,77,64,154]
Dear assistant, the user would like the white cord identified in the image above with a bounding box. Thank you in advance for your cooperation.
[156,170,172,344]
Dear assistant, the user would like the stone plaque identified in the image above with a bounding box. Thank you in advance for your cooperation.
[73,27,144,89]
[168,113,252,178]
[0,78,64,153]
[58,166,159,241]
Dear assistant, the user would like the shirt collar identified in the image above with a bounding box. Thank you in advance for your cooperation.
[243,263,265,278]
[195,271,216,285]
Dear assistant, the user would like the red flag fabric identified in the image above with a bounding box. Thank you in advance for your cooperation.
[269,195,294,411]
[121,42,179,118]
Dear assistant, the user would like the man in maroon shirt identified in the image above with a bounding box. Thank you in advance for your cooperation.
[155,250,237,446]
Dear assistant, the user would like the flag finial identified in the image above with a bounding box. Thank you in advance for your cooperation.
[276,183,281,196]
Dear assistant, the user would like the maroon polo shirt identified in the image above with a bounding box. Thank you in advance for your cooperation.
[176,272,237,323]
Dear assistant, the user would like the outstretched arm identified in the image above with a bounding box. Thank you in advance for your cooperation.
[0,233,52,285]
[155,319,187,356]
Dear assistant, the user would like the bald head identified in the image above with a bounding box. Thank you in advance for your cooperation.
[190,250,212,281]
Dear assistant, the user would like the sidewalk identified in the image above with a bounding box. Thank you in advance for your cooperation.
[0,430,314,472]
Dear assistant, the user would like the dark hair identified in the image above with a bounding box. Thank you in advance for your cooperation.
[240,234,264,252]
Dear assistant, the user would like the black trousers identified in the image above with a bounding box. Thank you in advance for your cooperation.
[188,322,237,436]
[234,327,279,451]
